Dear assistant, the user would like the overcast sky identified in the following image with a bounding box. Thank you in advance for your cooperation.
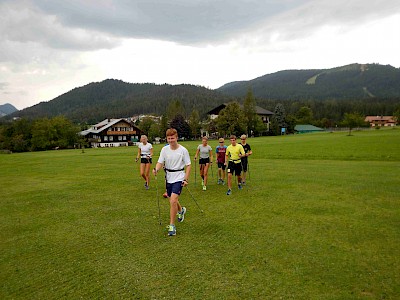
[1,0,400,110]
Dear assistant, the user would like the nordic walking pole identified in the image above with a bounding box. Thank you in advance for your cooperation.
[185,186,204,214]
[154,174,161,225]
[194,158,197,185]
[248,160,250,181]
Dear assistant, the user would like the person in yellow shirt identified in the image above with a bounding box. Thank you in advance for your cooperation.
[225,135,245,195]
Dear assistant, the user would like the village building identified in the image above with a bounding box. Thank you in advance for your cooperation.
[79,118,141,148]
[207,103,274,131]
[364,116,397,127]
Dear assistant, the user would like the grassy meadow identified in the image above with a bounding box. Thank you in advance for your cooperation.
[1,128,399,299]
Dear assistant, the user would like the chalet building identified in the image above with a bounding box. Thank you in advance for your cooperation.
[207,103,274,131]
[80,118,141,148]
[364,116,397,127]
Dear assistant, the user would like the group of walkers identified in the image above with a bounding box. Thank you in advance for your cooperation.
[135,129,252,236]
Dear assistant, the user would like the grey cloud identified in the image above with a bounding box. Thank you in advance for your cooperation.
[235,0,400,48]
[1,0,399,64]
[0,1,120,52]
[271,0,400,40]
[0,82,9,90]
[31,0,308,45]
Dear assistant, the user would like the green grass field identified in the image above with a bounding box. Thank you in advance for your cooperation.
[1,128,399,299]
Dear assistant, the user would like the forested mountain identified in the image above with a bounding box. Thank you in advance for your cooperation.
[217,63,400,99]
[0,103,18,117]
[8,80,234,123]
[3,63,400,124]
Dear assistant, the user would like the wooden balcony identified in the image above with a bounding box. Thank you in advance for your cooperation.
[106,131,138,135]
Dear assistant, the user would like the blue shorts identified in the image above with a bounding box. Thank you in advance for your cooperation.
[166,181,183,197]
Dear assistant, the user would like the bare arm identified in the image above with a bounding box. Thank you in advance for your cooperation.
[194,148,200,160]
[153,162,163,176]
[136,147,141,162]
[182,164,191,186]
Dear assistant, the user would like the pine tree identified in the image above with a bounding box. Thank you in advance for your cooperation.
[243,88,258,136]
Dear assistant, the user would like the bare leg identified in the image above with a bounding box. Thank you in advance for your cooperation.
[237,175,242,185]
[227,172,232,189]
[140,164,146,182]
[169,193,182,225]
[203,163,209,186]
[144,163,151,186]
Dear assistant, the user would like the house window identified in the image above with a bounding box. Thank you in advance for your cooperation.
[118,136,122,141]
[104,136,108,141]
[123,136,126,141]
[109,136,113,141]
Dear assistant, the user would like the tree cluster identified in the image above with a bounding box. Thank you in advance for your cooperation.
[0,116,85,152]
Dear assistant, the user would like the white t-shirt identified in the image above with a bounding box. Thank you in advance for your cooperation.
[138,142,152,157]
[158,145,191,183]
[197,144,212,159]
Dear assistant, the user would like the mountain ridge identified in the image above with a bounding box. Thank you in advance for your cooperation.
[0,103,18,117]
[217,63,400,99]
[3,63,400,123]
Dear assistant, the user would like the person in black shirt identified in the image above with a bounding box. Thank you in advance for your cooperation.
[240,134,252,185]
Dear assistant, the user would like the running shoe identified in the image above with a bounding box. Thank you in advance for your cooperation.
[203,185,207,191]
[226,189,232,195]
[217,178,221,185]
[177,207,186,222]
[167,224,176,236]
[238,184,243,190]
[242,181,246,186]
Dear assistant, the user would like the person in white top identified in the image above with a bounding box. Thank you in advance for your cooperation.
[194,136,213,191]
[153,128,191,236]
[136,135,153,190]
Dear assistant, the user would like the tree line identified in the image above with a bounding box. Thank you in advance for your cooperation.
[136,89,400,140]
[0,116,85,152]
[1,89,399,152]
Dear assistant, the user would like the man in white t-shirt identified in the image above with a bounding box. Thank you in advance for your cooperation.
[153,128,191,236]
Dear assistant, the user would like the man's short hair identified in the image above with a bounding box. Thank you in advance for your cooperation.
[230,135,236,140]
[240,134,247,139]
[166,128,178,137]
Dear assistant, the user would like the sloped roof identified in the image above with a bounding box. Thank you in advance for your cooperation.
[365,116,395,122]
[254,106,273,115]
[294,125,324,132]
[207,103,273,116]
[79,118,136,136]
